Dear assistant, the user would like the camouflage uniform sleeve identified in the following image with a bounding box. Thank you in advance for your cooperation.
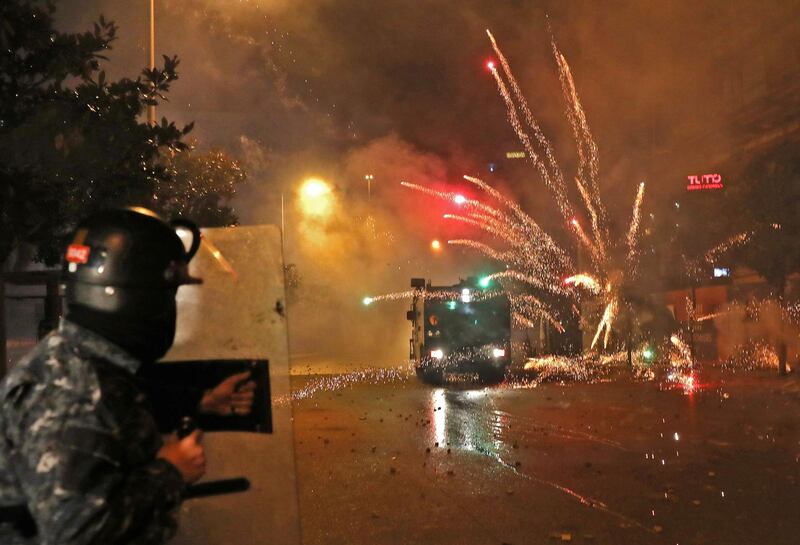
[6,381,185,545]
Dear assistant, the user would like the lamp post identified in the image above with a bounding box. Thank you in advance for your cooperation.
[147,0,156,126]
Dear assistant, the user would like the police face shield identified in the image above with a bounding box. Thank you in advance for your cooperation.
[62,208,204,362]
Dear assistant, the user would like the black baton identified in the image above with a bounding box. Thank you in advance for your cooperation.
[176,416,251,499]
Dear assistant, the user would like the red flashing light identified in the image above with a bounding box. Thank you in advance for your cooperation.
[486,60,496,71]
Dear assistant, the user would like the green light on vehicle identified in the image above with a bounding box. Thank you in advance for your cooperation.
[478,276,491,288]
[446,301,457,310]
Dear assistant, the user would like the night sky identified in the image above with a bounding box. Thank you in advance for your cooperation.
[53,0,800,363]
[54,1,799,217]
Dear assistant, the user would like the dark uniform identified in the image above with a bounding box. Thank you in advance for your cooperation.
[0,207,205,544]
[0,320,184,544]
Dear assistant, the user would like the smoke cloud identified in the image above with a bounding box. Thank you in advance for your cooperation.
[52,0,800,370]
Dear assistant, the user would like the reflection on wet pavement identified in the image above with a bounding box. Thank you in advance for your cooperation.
[292,368,800,545]
[427,387,650,532]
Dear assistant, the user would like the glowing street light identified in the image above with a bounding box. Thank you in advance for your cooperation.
[299,177,334,217]
[301,178,331,198]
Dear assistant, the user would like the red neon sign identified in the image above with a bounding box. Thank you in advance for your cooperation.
[687,173,723,191]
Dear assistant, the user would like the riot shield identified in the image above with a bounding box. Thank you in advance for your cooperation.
[160,225,300,545]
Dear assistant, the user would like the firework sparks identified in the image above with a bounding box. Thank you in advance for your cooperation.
[277,365,413,405]
[397,32,652,351]
[591,299,619,350]
[626,182,646,273]
[703,231,752,264]
[563,274,601,294]
[480,32,649,348]
[363,288,507,306]
[489,270,568,296]
[511,294,565,333]
[486,30,567,210]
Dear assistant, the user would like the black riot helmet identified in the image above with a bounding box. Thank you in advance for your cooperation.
[62,207,202,317]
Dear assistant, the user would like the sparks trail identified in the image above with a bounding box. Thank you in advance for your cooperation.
[400,31,652,347]
[463,175,570,267]
[626,182,646,274]
[428,31,652,349]
[552,38,606,245]
[447,239,508,262]
[279,366,413,405]
[490,409,627,450]
[563,274,601,294]
[487,270,567,296]
[703,231,752,265]
[487,30,567,211]
[363,288,507,307]
[495,454,654,533]
[402,176,572,328]
[510,294,565,332]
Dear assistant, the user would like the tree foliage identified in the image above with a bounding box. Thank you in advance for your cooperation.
[157,145,244,227]
[727,141,800,293]
[0,0,241,266]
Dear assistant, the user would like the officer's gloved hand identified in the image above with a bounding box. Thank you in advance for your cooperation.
[199,371,256,416]
[158,430,206,484]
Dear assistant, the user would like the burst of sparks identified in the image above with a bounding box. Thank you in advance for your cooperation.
[477,32,645,349]
[395,32,650,350]
[703,231,752,264]
[563,274,601,294]
[591,299,619,350]
[626,182,646,273]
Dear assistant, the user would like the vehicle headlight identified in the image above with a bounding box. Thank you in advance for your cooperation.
[430,349,444,359]
[492,348,506,358]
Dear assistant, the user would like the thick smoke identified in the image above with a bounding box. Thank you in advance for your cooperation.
[277,134,485,372]
[52,0,800,371]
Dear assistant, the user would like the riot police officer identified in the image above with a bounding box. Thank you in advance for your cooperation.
[0,208,211,544]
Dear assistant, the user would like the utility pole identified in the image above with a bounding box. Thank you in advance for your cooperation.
[364,174,374,201]
[0,276,6,378]
[147,0,156,126]
[280,192,286,255]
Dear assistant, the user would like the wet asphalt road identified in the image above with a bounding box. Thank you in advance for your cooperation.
[291,369,800,545]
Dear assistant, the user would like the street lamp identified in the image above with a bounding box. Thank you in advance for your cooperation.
[364,174,375,200]
[299,177,334,217]
[147,0,156,125]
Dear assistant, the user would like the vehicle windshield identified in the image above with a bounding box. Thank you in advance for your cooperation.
[424,297,510,349]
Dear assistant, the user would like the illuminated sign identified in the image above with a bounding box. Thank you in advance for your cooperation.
[506,151,526,159]
[687,173,723,191]
[713,267,731,278]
